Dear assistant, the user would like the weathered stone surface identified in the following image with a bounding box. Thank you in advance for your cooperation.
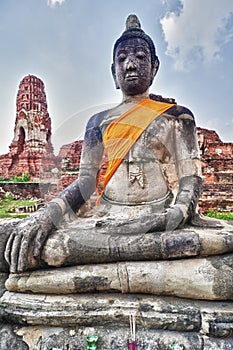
[40,221,233,268]
[0,220,19,273]
[0,324,29,350]
[1,323,233,350]
[0,293,201,330]
[5,252,233,300]
[0,274,7,298]
[203,337,233,350]
[0,324,204,350]
[1,293,233,349]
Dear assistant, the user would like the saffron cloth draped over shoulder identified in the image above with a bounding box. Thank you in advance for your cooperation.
[97,98,175,204]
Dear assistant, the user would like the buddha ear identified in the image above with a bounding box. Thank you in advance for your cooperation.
[111,63,120,89]
[150,58,160,85]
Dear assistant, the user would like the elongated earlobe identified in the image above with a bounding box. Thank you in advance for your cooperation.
[150,58,160,86]
[111,63,120,89]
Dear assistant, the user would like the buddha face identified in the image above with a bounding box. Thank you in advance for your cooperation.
[113,38,158,96]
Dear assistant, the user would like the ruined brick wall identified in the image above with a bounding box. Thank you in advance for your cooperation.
[58,140,82,171]
[0,182,58,200]
[197,127,233,213]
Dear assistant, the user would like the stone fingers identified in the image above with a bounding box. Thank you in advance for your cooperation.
[33,228,48,258]
[4,223,39,273]
[4,230,22,273]
[17,226,39,273]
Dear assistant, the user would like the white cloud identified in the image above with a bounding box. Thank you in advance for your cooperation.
[160,0,233,71]
[47,0,65,8]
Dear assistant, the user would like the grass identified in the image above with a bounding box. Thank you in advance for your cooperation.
[0,198,39,219]
[0,197,232,221]
[204,210,233,221]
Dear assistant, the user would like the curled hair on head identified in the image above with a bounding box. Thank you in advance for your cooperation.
[112,14,159,68]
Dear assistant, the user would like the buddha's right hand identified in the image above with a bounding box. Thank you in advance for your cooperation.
[95,212,167,234]
[4,201,63,273]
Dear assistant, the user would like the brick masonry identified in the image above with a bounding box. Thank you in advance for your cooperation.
[197,127,233,212]
[0,75,57,180]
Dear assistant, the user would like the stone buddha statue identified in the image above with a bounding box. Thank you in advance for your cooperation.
[1,15,233,350]
[0,15,233,302]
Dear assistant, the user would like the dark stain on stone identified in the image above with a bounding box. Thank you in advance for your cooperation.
[211,254,233,299]
[162,231,200,258]
[74,275,111,292]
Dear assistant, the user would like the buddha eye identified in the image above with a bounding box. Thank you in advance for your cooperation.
[136,51,146,59]
[117,52,127,61]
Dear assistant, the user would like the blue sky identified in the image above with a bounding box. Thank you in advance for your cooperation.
[0,0,233,155]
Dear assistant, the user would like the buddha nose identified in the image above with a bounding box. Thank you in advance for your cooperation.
[125,57,136,70]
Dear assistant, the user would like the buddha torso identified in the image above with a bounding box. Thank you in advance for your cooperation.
[78,99,200,219]
[99,102,179,209]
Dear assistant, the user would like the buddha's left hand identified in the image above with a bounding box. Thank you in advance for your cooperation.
[165,204,187,231]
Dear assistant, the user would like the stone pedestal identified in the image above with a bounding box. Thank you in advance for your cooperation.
[1,292,233,349]
[1,220,233,349]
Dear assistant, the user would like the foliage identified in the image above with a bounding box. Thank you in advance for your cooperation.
[12,172,30,182]
[3,192,14,201]
[0,177,10,182]
[169,344,184,350]
[22,172,30,182]
[0,197,38,219]
[12,176,21,182]
[205,210,233,221]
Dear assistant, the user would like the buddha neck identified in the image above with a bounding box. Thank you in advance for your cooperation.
[121,90,150,104]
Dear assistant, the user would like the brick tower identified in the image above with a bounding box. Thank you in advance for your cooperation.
[0,75,57,179]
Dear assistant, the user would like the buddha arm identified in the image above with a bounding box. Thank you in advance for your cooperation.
[172,108,203,224]
[55,115,104,214]
[4,114,104,273]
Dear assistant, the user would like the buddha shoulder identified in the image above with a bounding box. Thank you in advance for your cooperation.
[166,104,195,122]
[149,94,195,122]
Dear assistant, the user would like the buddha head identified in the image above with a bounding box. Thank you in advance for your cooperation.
[112,14,160,96]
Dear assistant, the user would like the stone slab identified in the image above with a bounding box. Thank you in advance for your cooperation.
[1,292,233,337]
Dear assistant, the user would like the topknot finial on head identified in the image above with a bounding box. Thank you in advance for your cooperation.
[112,14,159,67]
[125,14,141,30]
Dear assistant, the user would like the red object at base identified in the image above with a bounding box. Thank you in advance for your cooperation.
[128,340,137,350]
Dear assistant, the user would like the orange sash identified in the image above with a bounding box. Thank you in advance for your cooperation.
[96,98,174,204]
